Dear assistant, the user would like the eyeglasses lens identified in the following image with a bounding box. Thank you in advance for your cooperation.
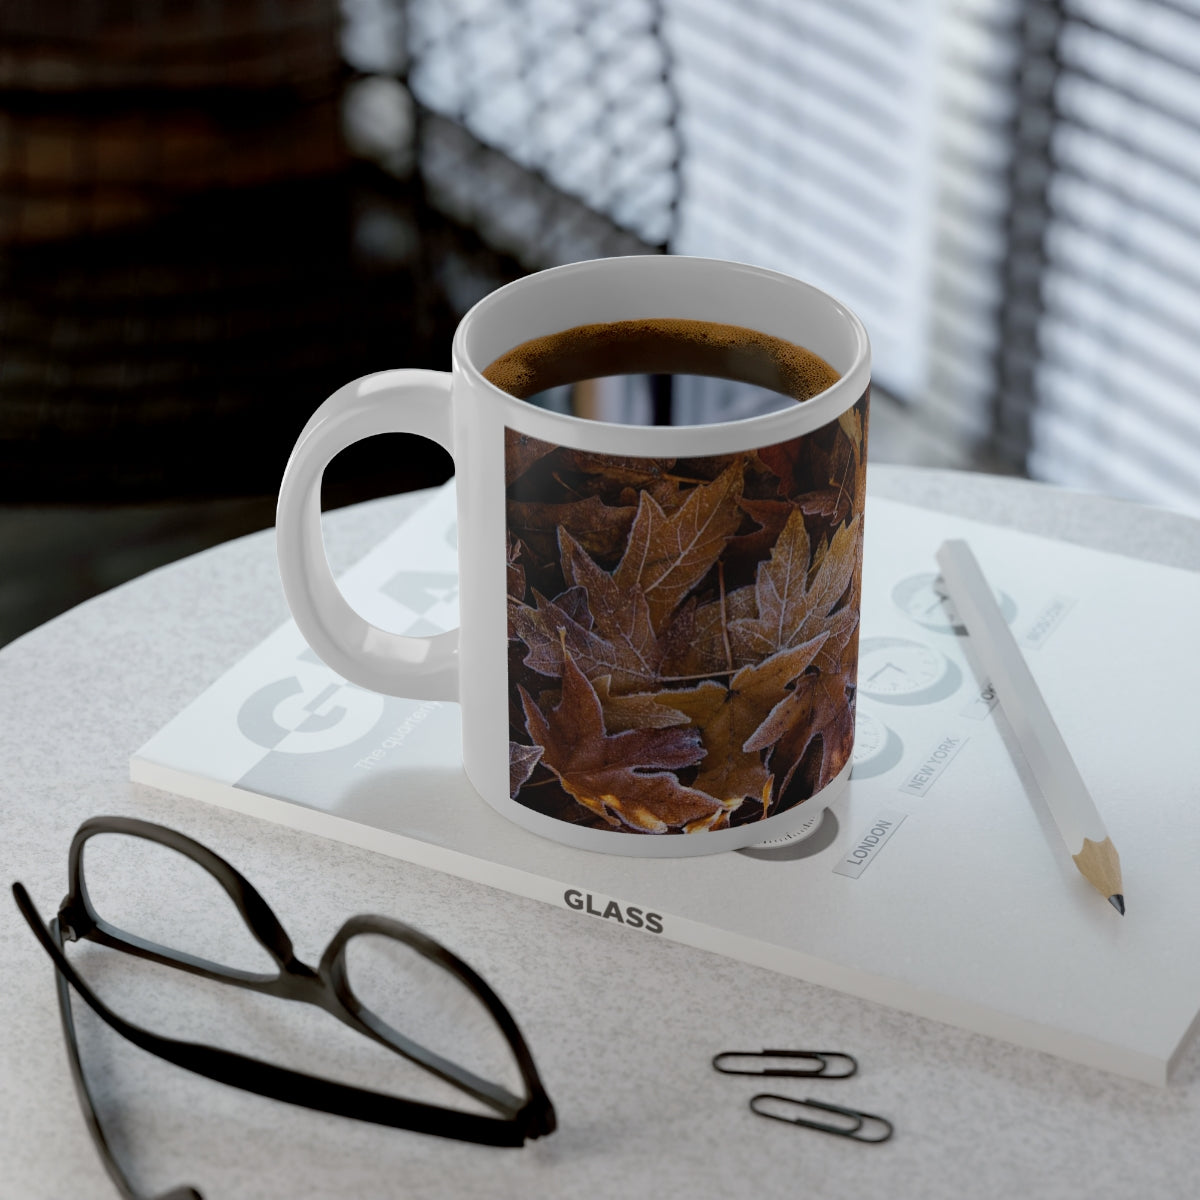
[78,832,276,975]
[341,931,526,1111]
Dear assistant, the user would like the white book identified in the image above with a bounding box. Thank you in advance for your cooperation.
[132,480,1200,1085]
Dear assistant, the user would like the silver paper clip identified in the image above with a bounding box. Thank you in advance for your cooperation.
[749,1094,894,1144]
[712,1049,858,1079]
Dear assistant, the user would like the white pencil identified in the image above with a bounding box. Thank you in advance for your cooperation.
[935,538,1125,914]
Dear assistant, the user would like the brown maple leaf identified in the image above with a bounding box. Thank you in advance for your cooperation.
[549,585,593,628]
[838,403,864,459]
[509,741,543,797]
[660,596,726,679]
[843,394,869,516]
[509,589,658,693]
[519,652,721,833]
[613,461,745,633]
[795,434,857,524]
[806,531,864,677]
[755,404,866,526]
[592,675,691,732]
[505,430,558,486]
[657,634,828,817]
[507,495,637,567]
[506,533,526,602]
[659,585,757,678]
[558,527,662,685]
[727,496,795,566]
[755,440,803,499]
[560,450,677,487]
[729,511,861,675]
[761,672,856,803]
[617,477,689,514]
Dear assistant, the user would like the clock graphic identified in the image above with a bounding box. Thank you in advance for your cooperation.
[857,636,962,705]
[737,807,840,862]
[892,572,1016,634]
[850,708,904,778]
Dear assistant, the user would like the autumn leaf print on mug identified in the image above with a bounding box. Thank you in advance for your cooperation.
[506,391,868,835]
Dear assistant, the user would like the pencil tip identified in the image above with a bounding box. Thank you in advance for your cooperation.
[1109,894,1125,916]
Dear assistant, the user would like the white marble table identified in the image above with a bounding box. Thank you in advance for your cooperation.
[3,465,1199,1200]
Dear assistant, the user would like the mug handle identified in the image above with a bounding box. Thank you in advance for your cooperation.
[276,369,459,701]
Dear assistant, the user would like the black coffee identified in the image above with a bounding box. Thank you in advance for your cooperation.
[482,318,840,427]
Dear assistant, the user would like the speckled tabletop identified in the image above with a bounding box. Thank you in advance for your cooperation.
[3,465,1200,1200]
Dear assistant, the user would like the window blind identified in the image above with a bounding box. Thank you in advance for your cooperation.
[401,0,680,259]
[392,0,1200,514]
[1017,0,1200,512]
[665,0,941,407]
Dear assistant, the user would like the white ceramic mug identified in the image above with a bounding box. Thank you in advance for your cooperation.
[277,256,870,856]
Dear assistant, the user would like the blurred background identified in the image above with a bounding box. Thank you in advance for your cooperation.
[3,0,1199,647]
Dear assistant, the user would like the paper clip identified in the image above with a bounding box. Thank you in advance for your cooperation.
[749,1094,894,1144]
[711,1049,858,1079]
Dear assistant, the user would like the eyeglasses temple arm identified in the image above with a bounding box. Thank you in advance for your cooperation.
[25,894,205,1200]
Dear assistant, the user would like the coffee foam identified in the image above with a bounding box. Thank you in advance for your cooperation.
[482,318,840,406]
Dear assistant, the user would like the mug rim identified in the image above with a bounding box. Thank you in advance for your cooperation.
[452,255,871,453]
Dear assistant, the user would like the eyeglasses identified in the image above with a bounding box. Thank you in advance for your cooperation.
[12,815,556,1200]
